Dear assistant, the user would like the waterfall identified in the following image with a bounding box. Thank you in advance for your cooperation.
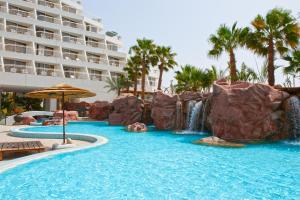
[188,101,203,131]
[201,101,206,132]
[175,101,183,130]
[186,100,196,129]
[286,96,300,140]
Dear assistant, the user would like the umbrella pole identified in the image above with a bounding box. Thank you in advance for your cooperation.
[62,92,66,144]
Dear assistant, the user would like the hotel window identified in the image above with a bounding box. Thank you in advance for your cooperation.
[149,77,156,86]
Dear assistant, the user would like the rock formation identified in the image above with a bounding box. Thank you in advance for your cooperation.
[208,81,289,142]
[151,92,179,130]
[127,122,148,132]
[108,94,143,125]
[89,101,112,120]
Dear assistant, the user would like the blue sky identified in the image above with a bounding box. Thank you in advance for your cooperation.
[83,0,300,87]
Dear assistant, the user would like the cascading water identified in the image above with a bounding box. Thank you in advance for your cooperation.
[285,96,300,140]
[186,100,196,129]
[188,101,203,131]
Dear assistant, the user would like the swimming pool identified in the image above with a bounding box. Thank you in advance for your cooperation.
[0,122,299,199]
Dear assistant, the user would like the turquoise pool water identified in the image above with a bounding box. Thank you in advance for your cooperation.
[0,122,299,200]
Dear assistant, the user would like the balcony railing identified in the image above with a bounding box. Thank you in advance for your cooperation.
[6,25,34,36]
[4,64,34,74]
[36,67,61,77]
[86,40,106,49]
[37,15,61,24]
[109,60,126,68]
[23,0,35,3]
[62,20,83,29]
[36,30,61,40]
[62,36,84,45]
[87,56,107,65]
[63,52,85,62]
[85,25,98,33]
[5,44,33,54]
[107,44,118,51]
[9,8,35,18]
[64,70,88,79]
[62,5,80,15]
[38,0,60,9]
[0,23,4,30]
[0,5,6,13]
[36,48,60,57]
[89,73,107,81]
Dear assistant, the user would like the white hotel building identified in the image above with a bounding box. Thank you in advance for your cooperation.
[0,0,158,109]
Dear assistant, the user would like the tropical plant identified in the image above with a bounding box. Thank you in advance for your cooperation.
[0,93,15,120]
[283,50,300,86]
[104,75,131,96]
[236,63,258,82]
[129,38,158,99]
[246,8,300,86]
[155,46,177,90]
[174,65,215,93]
[124,56,142,96]
[210,65,228,80]
[208,22,249,82]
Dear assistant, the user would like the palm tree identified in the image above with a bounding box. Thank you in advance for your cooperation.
[156,46,177,90]
[124,56,141,96]
[211,65,229,80]
[208,22,249,82]
[247,8,300,86]
[129,38,158,100]
[283,50,300,86]
[104,75,131,96]
[236,63,258,82]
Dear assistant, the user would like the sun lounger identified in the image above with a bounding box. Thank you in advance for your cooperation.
[0,141,45,161]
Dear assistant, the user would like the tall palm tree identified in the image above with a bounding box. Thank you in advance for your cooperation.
[208,22,249,82]
[129,38,158,100]
[156,46,177,90]
[124,56,141,96]
[283,50,300,86]
[247,8,300,86]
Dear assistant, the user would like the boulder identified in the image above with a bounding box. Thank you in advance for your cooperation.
[208,82,289,142]
[179,91,202,103]
[108,94,143,125]
[127,122,148,132]
[22,116,36,125]
[89,101,112,120]
[53,110,78,121]
[151,92,179,130]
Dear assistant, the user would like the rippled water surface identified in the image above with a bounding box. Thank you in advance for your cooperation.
[0,122,299,200]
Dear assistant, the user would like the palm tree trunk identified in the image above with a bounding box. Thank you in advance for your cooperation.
[134,77,138,96]
[141,64,146,100]
[229,49,237,82]
[157,65,164,90]
[267,37,275,86]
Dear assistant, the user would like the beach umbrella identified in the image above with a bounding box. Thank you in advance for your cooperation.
[25,83,96,144]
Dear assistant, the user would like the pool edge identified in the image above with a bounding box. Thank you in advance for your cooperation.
[0,125,108,173]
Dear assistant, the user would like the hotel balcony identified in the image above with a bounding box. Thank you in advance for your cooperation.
[3,63,34,74]
[8,7,35,19]
[0,4,6,13]
[37,0,60,9]
[62,19,83,29]
[36,47,60,58]
[109,59,126,68]
[62,4,81,15]
[6,24,34,36]
[36,29,61,41]
[88,69,107,81]
[62,35,84,45]
[35,63,62,77]
[107,43,118,52]
[85,24,99,33]
[62,50,85,62]
[37,13,61,24]
[87,54,107,65]
[86,38,106,49]
[5,43,33,54]
[63,66,88,79]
